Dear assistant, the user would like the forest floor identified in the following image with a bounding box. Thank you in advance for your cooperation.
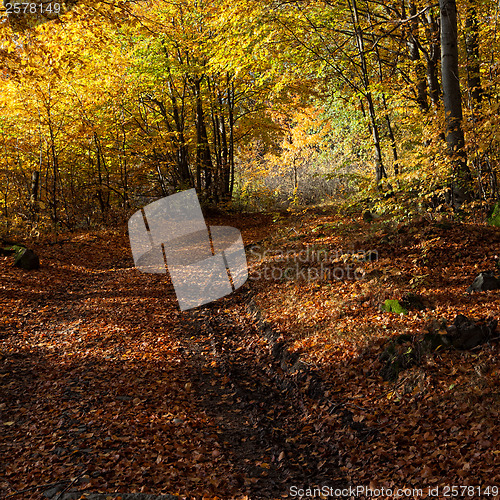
[1,208,500,499]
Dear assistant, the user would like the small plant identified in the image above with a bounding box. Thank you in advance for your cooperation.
[382,299,408,315]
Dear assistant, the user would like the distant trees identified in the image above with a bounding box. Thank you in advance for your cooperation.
[0,0,500,233]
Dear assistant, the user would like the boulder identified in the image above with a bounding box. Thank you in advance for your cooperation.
[379,315,498,380]
[446,314,497,350]
[362,210,373,222]
[13,246,40,270]
[422,332,452,351]
[381,294,426,315]
[379,334,416,381]
[466,271,500,293]
[400,292,426,311]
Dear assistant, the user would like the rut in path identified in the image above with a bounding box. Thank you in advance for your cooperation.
[182,290,346,499]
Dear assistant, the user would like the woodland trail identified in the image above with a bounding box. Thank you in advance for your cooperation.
[5,212,500,499]
[179,294,344,499]
[0,217,349,499]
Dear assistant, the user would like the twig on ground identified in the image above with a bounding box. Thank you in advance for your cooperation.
[1,476,19,494]
[3,480,70,499]
[55,470,88,500]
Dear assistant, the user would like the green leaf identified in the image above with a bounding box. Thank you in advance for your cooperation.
[382,299,408,315]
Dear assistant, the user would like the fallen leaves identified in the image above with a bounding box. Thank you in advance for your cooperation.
[250,210,500,493]
[2,214,500,499]
[0,230,244,498]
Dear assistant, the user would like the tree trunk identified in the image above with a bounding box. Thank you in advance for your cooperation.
[350,0,386,184]
[228,76,235,197]
[218,92,230,200]
[465,5,482,108]
[424,11,441,108]
[194,77,213,195]
[366,1,400,174]
[407,1,429,111]
[30,171,39,211]
[48,126,58,224]
[440,0,471,202]
[166,75,192,188]
[94,133,107,216]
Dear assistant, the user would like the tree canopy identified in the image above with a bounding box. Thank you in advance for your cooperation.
[0,0,499,232]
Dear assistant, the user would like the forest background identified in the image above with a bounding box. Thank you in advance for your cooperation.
[0,0,498,234]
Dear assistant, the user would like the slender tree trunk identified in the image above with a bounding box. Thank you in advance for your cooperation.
[228,76,235,197]
[94,133,107,216]
[424,10,441,108]
[119,111,129,208]
[465,4,482,108]
[440,0,472,202]
[464,3,486,197]
[172,110,191,186]
[155,160,168,197]
[167,77,192,187]
[1,176,10,220]
[218,91,231,200]
[147,95,191,188]
[30,169,39,222]
[365,1,399,174]
[211,110,221,202]
[367,1,400,175]
[49,128,58,223]
[407,1,429,111]
[350,0,386,184]
[30,171,39,210]
[208,79,223,202]
[194,77,213,194]
[381,92,399,176]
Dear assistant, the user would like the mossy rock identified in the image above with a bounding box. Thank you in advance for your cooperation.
[379,334,413,362]
[422,332,452,352]
[487,202,500,227]
[381,299,408,315]
[11,244,26,256]
[379,314,498,381]
[380,336,418,381]
[434,221,453,230]
[363,210,374,222]
[13,246,39,270]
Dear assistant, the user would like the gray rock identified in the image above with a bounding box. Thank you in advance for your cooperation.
[466,271,500,293]
[447,314,497,350]
[43,484,66,498]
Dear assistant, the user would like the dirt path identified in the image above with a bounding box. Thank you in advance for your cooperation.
[182,294,343,499]
[6,211,500,499]
[0,216,348,499]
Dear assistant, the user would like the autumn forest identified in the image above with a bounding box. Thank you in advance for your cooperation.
[2,1,500,499]
[0,0,498,227]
